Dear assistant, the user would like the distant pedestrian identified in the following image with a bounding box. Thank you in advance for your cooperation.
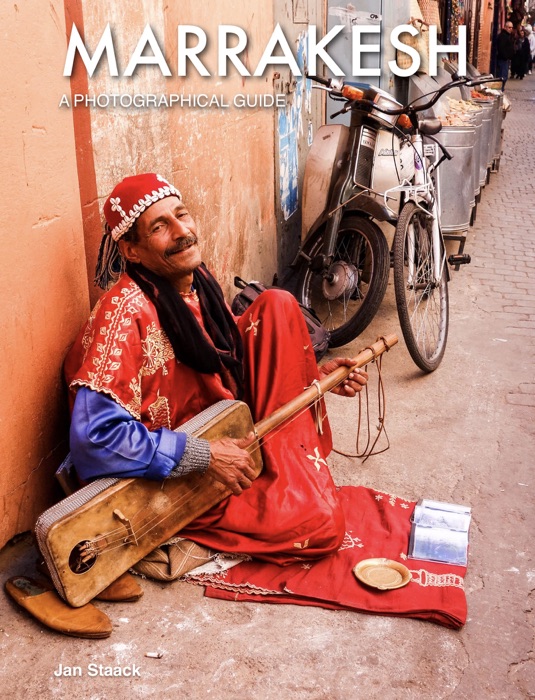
[511,28,531,79]
[524,25,535,74]
[496,20,515,84]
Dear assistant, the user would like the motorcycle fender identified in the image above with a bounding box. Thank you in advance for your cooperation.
[301,124,349,241]
[344,193,395,223]
[293,194,392,268]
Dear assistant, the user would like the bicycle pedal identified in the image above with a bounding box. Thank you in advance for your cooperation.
[448,254,471,267]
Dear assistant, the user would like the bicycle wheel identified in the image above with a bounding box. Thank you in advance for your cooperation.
[296,215,390,347]
[393,202,449,372]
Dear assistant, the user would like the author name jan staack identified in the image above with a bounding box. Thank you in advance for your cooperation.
[53,663,141,677]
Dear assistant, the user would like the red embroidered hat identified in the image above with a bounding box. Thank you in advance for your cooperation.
[95,173,183,290]
[104,173,182,241]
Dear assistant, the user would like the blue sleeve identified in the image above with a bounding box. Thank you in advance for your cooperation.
[70,387,187,482]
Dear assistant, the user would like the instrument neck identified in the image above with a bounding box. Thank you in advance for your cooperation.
[254,334,397,440]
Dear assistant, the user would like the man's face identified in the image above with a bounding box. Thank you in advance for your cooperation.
[120,196,202,287]
[505,23,513,32]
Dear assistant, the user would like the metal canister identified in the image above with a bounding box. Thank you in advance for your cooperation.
[472,99,494,187]
[433,123,476,233]
[469,108,483,204]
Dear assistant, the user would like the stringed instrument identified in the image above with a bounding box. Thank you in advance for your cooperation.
[35,334,397,607]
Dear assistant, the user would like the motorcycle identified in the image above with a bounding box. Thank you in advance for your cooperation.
[291,76,415,347]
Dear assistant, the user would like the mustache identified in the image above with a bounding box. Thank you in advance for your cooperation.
[165,234,198,257]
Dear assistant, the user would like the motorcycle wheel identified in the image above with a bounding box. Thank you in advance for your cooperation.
[295,215,390,347]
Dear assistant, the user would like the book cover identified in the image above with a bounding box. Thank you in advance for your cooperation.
[408,499,472,566]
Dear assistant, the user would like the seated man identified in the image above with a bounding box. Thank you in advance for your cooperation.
[64,173,367,577]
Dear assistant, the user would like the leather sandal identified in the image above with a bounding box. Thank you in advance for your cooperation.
[93,571,144,602]
[36,559,143,603]
[4,576,113,639]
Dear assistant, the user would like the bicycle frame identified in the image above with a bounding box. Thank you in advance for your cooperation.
[382,134,446,286]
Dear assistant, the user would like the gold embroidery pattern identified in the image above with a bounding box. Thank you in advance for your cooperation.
[409,569,465,589]
[306,447,328,471]
[129,376,142,418]
[180,290,199,304]
[81,327,96,361]
[91,285,144,378]
[339,532,364,551]
[81,297,104,362]
[373,490,412,509]
[148,395,172,430]
[77,283,146,418]
[245,314,260,336]
[141,322,175,376]
[293,539,310,550]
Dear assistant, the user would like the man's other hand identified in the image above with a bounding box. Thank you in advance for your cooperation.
[319,358,368,397]
[207,433,258,495]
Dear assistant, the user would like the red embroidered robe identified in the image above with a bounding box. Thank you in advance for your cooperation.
[65,274,345,565]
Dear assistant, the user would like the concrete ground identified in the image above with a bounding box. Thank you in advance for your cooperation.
[1,77,534,700]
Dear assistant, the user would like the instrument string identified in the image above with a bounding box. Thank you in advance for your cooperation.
[332,354,390,461]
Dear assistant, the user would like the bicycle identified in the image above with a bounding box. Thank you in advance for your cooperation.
[301,74,498,372]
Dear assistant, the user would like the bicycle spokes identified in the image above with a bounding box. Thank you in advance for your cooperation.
[394,203,449,372]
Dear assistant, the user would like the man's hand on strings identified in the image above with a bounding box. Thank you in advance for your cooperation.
[319,358,368,397]
[207,433,258,495]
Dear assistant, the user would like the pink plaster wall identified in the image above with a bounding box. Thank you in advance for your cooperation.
[165,1,279,293]
[78,0,278,299]
[0,1,90,547]
[0,0,297,548]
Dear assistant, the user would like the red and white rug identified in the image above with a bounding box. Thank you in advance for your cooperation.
[185,486,467,629]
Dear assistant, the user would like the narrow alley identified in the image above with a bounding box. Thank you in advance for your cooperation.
[0,78,534,700]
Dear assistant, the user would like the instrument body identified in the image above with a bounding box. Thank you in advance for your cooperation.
[35,335,397,608]
[35,400,260,607]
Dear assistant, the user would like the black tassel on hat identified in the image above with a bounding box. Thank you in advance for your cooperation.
[94,225,126,290]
